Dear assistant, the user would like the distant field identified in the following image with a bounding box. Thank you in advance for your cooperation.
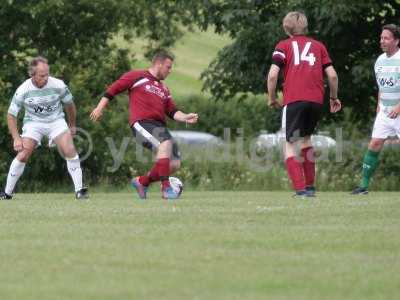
[115,29,231,99]
[1,191,399,300]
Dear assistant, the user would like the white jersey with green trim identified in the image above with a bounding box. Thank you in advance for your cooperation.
[8,76,73,124]
[375,49,400,115]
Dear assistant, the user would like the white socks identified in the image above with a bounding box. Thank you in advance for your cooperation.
[66,155,83,192]
[5,156,84,195]
[5,158,26,195]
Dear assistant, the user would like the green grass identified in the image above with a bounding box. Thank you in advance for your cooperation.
[1,191,399,299]
[115,28,231,99]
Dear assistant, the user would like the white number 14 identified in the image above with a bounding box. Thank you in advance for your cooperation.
[292,41,316,66]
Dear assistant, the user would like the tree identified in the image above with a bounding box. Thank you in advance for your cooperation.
[193,0,400,122]
[0,0,197,91]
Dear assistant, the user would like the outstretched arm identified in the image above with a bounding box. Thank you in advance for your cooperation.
[90,97,110,122]
[90,71,139,122]
[173,111,199,124]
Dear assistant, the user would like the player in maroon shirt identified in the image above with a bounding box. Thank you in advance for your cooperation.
[90,51,198,199]
[266,11,341,197]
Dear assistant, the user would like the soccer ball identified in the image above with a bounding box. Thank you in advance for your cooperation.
[169,176,183,196]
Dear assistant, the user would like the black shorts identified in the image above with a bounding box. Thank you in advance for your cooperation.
[131,120,181,160]
[284,101,322,142]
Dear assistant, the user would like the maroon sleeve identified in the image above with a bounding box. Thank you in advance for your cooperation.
[104,71,140,100]
[271,40,286,68]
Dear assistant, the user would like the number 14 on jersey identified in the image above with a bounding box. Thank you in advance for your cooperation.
[292,41,316,66]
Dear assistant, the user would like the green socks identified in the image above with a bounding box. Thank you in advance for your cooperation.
[361,150,380,188]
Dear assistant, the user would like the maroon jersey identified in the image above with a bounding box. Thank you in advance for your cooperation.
[105,70,177,125]
[272,35,332,105]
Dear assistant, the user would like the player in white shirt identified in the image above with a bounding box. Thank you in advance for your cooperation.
[352,24,400,194]
[0,56,88,200]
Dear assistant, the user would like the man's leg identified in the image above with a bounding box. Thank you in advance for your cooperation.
[3,138,36,197]
[284,141,306,193]
[132,121,180,199]
[299,102,322,194]
[300,136,315,190]
[136,140,179,199]
[54,130,86,197]
[352,110,390,194]
[140,141,181,186]
[359,138,385,189]
[140,159,181,185]
[283,102,311,194]
[155,140,173,190]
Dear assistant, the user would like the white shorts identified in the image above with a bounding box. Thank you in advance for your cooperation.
[371,111,400,139]
[21,119,70,147]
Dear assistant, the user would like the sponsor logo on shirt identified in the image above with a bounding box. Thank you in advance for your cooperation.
[33,105,56,113]
[145,84,167,99]
[377,76,397,87]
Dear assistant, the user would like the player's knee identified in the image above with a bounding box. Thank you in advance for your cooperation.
[64,148,77,158]
[158,139,173,154]
[16,150,33,162]
[369,139,384,151]
[60,142,77,158]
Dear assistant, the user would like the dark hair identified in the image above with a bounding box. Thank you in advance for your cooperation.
[152,50,174,63]
[383,24,400,39]
[28,56,48,76]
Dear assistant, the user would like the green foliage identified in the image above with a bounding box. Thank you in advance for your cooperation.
[194,0,400,122]
[172,95,281,137]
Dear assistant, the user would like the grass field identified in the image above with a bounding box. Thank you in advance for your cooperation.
[1,191,399,300]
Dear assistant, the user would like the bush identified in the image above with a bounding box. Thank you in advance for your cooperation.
[170,94,281,138]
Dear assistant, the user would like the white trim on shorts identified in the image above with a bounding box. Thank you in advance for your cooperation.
[281,105,287,139]
[133,122,161,148]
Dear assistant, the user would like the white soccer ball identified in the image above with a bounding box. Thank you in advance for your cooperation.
[169,176,183,196]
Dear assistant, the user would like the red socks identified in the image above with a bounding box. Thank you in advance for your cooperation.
[301,147,315,187]
[286,147,316,191]
[139,158,170,189]
[157,158,170,189]
[139,165,160,186]
[285,156,305,191]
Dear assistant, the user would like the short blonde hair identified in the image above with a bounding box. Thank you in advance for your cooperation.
[283,11,308,36]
